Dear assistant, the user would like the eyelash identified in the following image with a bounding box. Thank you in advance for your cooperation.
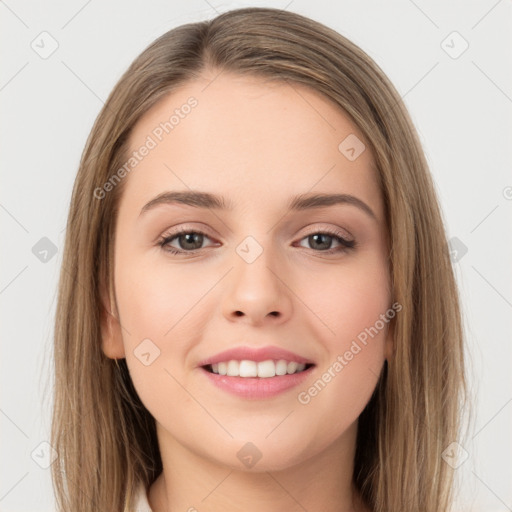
[157,226,356,256]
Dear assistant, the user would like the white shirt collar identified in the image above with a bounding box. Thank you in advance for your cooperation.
[133,483,153,512]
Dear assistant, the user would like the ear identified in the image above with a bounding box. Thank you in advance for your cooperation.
[99,280,125,359]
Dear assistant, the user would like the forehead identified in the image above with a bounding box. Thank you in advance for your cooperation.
[120,72,384,223]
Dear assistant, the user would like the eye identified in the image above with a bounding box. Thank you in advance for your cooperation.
[296,228,356,254]
[157,226,356,256]
[157,227,217,255]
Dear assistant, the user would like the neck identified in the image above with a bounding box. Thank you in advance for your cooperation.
[148,421,368,512]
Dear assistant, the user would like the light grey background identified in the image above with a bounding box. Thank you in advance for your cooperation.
[1,1,511,511]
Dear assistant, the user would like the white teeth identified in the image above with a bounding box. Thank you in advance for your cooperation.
[275,359,288,375]
[239,360,258,377]
[258,360,275,378]
[209,359,309,377]
[227,360,239,376]
[287,361,298,374]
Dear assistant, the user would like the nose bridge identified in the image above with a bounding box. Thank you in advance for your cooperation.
[233,232,280,293]
[222,232,292,323]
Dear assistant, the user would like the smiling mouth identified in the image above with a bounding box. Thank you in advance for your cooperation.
[202,359,315,378]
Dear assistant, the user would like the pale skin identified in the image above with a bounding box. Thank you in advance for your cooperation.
[101,70,394,512]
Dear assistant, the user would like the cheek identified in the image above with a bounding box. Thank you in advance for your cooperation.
[114,250,204,342]
[300,254,391,347]
[294,256,390,409]
[113,255,194,404]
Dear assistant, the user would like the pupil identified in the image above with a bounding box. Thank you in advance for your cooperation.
[180,233,203,250]
[310,234,331,250]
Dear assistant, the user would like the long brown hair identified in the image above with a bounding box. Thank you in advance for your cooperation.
[51,7,468,511]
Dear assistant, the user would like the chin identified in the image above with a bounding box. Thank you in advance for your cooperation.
[205,430,317,473]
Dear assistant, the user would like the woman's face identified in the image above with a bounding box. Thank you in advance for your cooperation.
[103,71,393,471]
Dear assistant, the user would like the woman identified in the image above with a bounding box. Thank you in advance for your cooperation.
[51,7,467,511]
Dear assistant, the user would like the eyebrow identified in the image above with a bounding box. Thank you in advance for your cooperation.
[139,191,377,221]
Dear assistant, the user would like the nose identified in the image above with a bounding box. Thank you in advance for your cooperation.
[221,242,293,326]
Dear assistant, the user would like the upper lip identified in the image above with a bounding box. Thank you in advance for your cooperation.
[197,345,315,367]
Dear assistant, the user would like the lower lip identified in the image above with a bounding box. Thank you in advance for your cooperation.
[199,366,315,399]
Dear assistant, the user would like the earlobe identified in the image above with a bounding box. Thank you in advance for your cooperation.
[99,285,126,359]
